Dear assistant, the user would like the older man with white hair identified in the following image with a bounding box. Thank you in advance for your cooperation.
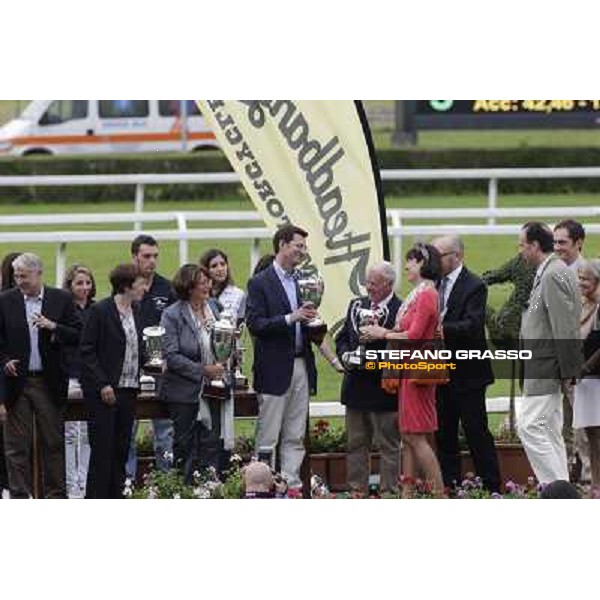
[335,261,402,495]
[0,253,81,498]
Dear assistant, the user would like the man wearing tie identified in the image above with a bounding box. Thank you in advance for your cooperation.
[246,224,318,493]
[335,262,402,495]
[431,236,501,493]
[518,222,582,483]
[0,253,81,498]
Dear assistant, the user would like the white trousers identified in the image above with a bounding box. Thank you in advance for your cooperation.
[516,391,569,484]
[255,358,309,488]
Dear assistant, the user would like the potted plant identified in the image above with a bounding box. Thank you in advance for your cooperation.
[309,419,350,491]
[459,419,534,487]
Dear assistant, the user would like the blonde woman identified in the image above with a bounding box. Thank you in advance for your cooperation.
[574,259,600,496]
[62,264,96,498]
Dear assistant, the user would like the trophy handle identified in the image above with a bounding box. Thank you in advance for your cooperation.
[377,305,390,326]
[350,299,363,337]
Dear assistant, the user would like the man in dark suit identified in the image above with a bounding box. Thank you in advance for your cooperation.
[0,372,8,498]
[336,261,402,495]
[0,253,81,498]
[246,224,318,492]
[431,236,501,493]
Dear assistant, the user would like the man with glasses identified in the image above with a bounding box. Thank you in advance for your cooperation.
[431,236,501,493]
[246,224,318,495]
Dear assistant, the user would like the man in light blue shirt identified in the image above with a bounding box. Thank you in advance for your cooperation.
[246,225,319,493]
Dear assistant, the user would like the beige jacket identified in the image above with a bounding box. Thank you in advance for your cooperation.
[520,255,582,395]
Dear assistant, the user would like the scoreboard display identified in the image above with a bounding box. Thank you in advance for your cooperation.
[409,100,600,129]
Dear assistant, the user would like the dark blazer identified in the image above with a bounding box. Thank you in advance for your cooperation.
[0,369,6,406]
[0,286,82,406]
[246,265,317,396]
[64,302,94,380]
[160,300,220,405]
[442,266,494,390]
[80,297,144,394]
[335,294,402,412]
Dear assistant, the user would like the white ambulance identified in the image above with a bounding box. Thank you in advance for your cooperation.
[0,100,218,156]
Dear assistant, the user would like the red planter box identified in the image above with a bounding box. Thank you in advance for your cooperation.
[461,442,534,487]
[311,443,534,493]
[310,452,380,492]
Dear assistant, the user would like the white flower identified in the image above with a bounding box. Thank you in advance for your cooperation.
[163,450,174,463]
[173,493,181,499]
[193,470,201,481]
[194,486,210,499]
[230,453,242,464]
[122,487,133,498]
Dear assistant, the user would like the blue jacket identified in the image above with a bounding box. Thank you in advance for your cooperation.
[246,265,317,396]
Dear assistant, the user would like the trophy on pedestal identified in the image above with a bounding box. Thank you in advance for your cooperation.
[141,325,165,392]
[345,301,389,368]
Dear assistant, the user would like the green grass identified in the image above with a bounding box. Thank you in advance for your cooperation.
[372,127,600,149]
[2,191,597,404]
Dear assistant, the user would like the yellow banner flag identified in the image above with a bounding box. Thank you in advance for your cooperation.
[197,100,388,332]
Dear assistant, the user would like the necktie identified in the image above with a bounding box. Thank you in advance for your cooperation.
[438,276,449,313]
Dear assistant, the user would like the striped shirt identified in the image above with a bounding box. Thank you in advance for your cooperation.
[118,310,139,388]
[24,288,44,371]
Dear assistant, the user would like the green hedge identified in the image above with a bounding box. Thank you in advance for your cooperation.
[1,147,600,204]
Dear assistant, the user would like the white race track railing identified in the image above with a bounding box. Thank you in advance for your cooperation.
[1,167,600,285]
[311,396,510,418]
[2,168,573,415]
[2,210,600,288]
[2,165,600,222]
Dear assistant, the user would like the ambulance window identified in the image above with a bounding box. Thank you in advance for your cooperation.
[40,100,88,126]
[99,101,149,119]
[159,100,202,117]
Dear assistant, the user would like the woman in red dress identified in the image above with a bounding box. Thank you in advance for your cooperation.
[361,243,445,498]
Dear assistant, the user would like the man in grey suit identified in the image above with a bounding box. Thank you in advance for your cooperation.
[518,222,582,484]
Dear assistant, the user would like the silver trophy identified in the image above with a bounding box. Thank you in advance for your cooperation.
[233,321,248,389]
[140,326,165,392]
[142,326,166,372]
[210,313,236,388]
[296,268,325,328]
[346,301,389,367]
